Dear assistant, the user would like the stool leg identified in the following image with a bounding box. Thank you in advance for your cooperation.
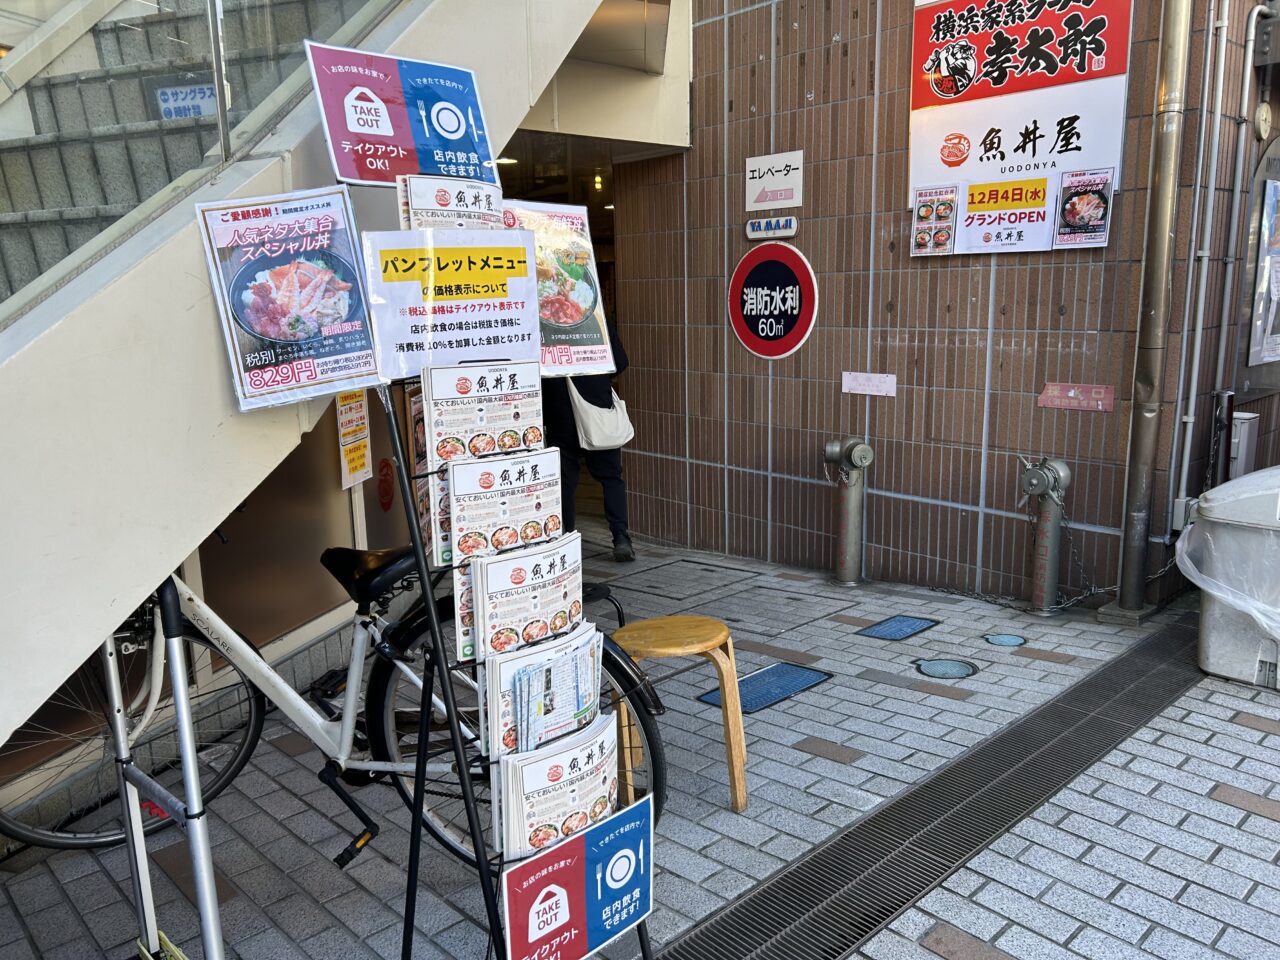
[704,643,748,813]
[616,699,638,807]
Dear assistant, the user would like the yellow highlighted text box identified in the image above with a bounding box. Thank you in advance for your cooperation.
[378,246,530,302]
[966,179,1049,212]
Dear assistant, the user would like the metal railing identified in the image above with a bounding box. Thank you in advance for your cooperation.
[0,0,402,320]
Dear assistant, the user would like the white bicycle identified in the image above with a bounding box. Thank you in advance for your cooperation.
[0,545,667,868]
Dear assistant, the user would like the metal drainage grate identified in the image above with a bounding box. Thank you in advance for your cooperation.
[659,619,1201,960]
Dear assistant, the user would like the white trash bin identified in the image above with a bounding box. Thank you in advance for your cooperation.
[1176,465,1280,688]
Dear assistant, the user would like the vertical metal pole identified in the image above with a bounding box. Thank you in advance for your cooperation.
[100,638,160,956]
[157,579,226,960]
[1118,0,1194,609]
[638,920,656,960]
[205,0,233,160]
[1030,495,1064,615]
[834,468,865,586]
[376,385,507,959]
[401,645,435,960]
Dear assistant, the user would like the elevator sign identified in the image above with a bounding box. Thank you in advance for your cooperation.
[727,242,818,360]
[306,41,496,186]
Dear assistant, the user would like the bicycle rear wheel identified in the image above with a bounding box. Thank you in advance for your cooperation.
[0,633,265,850]
[366,625,666,868]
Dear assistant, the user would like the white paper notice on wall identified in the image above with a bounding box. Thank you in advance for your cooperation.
[842,372,897,397]
[745,150,803,212]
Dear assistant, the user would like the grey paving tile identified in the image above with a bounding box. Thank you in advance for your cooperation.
[7,872,60,914]
[1176,884,1280,943]
[1183,812,1280,861]
[972,883,1079,944]
[232,863,300,907]
[859,930,946,960]
[1139,928,1228,960]
[968,851,1052,897]
[701,837,785,880]
[323,887,399,939]
[81,900,138,950]
[1117,814,1216,859]
[1215,927,1280,960]
[1066,928,1152,960]
[1150,847,1252,898]
[917,889,1008,941]
[1017,847,1118,899]
[1040,883,1147,943]
[61,871,122,913]
[297,925,381,960]
[0,941,35,960]
[992,926,1079,960]
[235,926,310,960]
[24,903,81,952]
[265,891,338,942]
[1110,885,1221,944]
[1210,845,1280,891]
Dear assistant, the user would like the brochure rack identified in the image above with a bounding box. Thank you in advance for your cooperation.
[382,376,657,960]
[108,578,225,960]
[376,383,509,960]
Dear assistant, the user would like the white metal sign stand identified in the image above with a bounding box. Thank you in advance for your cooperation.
[103,578,225,960]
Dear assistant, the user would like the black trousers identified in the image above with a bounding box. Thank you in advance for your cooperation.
[557,440,629,537]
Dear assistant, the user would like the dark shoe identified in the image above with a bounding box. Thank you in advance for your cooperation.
[612,532,635,562]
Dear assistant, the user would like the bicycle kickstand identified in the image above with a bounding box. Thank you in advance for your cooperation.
[318,761,381,868]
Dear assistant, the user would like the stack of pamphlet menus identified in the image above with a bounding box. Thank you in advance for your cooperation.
[417,361,620,860]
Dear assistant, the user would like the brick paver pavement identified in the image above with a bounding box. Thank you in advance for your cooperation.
[0,526,1204,958]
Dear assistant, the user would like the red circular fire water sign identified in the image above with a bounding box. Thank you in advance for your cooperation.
[727,242,818,359]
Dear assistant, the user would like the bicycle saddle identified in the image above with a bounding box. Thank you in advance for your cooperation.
[321,546,417,610]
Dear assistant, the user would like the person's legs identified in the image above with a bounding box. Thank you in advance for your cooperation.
[558,442,582,532]
[584,447,634,560]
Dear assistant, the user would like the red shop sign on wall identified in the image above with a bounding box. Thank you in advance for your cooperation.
[727,242,818,360]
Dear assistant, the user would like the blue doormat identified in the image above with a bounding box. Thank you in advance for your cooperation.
[857,615,939,641]
[698,662,832,714]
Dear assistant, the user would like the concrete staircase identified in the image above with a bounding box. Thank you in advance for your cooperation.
[0,0,612,748]
[0,0,361,301]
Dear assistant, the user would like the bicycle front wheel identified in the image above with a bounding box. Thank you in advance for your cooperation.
[0,633,265,850]
[366,629,667,868]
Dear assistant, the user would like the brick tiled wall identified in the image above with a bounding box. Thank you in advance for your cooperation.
[615,0,1261,603]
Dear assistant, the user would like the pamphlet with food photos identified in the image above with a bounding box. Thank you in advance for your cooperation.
[446,449,563,562]
[453,563,476,660]
[502,201,615,378]
[910,186,957,257]
[194,185,382,410]
[422,361,544,470]
[498,712,617,859]
[478,622,601,759]
[469,532,583,659]
[1053,168,1114,249]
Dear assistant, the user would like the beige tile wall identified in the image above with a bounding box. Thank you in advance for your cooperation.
[614,0,1263,603]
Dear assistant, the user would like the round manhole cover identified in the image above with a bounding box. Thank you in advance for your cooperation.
[915,658,979,680]
[984,633,1026,647]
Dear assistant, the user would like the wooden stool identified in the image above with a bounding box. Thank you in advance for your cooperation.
[612,615,748,812]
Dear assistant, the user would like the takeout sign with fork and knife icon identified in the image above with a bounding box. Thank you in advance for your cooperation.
[503,796,653,960]
[306,41,496,187]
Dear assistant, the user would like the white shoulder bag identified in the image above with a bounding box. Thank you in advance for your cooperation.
[565,379,635,451]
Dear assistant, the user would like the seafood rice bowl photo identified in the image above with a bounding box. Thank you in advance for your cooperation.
[230,249,362,344]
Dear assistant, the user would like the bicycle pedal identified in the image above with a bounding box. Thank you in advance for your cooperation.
[318,762,382,867]
[334,829,377,869]
[309,668,348,700]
